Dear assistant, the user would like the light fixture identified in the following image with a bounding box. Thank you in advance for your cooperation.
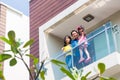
[83,14,94,22]
[93,0,110,8]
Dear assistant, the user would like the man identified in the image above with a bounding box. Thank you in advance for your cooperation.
[71,30,81,69]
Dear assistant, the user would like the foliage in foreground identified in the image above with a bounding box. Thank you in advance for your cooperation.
[51,59,116,80]
[0,30,45,80]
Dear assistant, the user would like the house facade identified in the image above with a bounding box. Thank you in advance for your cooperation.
[30,0,120,80]
[0,2,29,80]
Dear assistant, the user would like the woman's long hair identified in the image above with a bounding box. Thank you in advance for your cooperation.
[64,35,72,46]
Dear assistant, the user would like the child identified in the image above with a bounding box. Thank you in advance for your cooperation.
[62,35,73,70]
[77,25,91,63]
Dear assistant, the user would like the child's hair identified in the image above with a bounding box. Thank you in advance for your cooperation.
[77,25,84,31]
[77,25,86,36]
[64,35,72,46]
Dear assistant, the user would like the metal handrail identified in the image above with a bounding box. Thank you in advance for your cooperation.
[55,26,111,59]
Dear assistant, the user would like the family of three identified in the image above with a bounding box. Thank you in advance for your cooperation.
[62,25,91,70]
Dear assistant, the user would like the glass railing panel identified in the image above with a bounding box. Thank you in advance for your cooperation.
[93,31,108,60]
[116,33,120,52]
[112,24,120,53]
[107,28,115,53]
[57,50,70,69]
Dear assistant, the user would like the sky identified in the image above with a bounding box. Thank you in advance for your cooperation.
[0,0,29,16]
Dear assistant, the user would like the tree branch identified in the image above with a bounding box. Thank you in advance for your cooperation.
[18,52,34,80]
[35,60,45,80]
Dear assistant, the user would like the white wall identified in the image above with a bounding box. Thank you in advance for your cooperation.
[45,34,63,58]
[4,7,29,80]
[39,28,65,80]
[45,34,65,80]
[39,28,56,80]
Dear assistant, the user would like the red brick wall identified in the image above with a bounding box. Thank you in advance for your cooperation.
[30,0,77,65]
[0,4,7,70]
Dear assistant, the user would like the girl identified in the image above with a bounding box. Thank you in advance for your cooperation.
[62,35,72,70]
[77,25,91,63]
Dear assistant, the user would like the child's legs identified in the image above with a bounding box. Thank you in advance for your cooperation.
[79,48,84,59]
[84,47,90,58]
[79,47,85,63]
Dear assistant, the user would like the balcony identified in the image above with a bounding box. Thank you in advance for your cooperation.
[38,0,120,79]
[45,21,120,80]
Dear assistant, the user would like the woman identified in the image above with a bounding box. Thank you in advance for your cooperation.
[62,35,73,70]
[77,25,91,63]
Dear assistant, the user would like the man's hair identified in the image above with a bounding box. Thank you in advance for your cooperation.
[71,30,78,36]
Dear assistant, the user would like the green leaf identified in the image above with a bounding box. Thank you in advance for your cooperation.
[108,77,116,80]
[33,58,39,65]
[60,67,75,80]
[0,64,2,67]
[0,54,12,62]
[23,39,34,48]
[7,31,21,49]
[81,76,87,80]
[26,54,38,65]
[100,77,116,80]
[15,41,21,48]
[26,54,36,59]
[8,30,15,42]
[85,71,91,77]
[11,46,19,54]
[0,36,11,45]
[100,77,105,80]
[0,71,5,80]
[8,31,20,48]
[98,63,105,74]
[26,54,35,59]
[40,70,45,80]
[51,59,66,67]
[3,50,11,52]
[10,58,17,66]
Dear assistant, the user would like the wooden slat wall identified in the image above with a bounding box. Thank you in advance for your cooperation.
[0,4,7,70]
[30,0,77,66]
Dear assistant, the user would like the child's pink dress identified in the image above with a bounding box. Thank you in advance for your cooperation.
[78,34,88,49]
